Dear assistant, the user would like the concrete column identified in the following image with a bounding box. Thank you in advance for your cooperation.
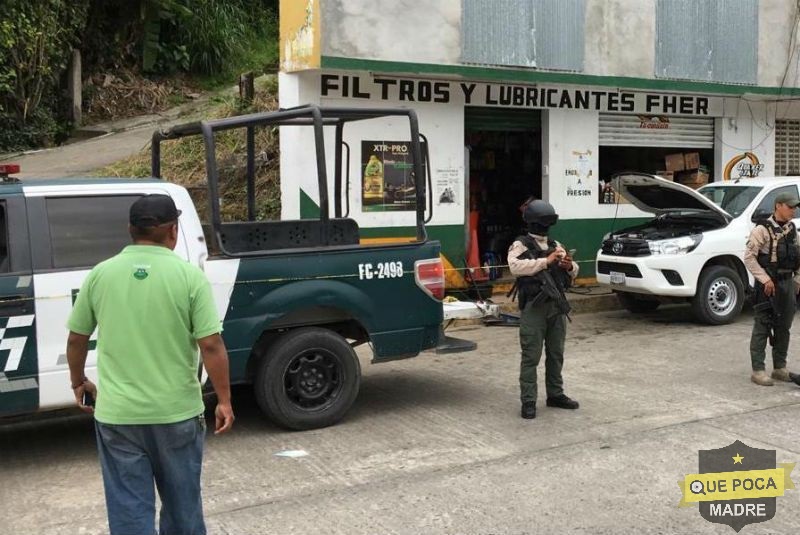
[68,49,82,126]
[239,71,255,104]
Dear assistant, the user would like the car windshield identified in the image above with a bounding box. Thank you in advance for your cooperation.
[698,185,763,218]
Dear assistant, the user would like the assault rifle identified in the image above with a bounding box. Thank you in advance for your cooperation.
[510,246,572,321]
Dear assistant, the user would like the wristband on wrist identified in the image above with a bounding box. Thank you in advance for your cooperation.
[71,376,87,389]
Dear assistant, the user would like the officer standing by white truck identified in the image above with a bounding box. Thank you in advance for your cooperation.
[744,192,800,386]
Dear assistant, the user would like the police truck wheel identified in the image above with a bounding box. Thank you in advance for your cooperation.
[254,327,361,430]
[691,266,744,325]
[615,291,660,313]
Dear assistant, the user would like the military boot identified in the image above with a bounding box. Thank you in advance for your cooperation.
[521,401,536,419]
[771,368,791,382]
[546,394,580,409]
[751,370,775,386]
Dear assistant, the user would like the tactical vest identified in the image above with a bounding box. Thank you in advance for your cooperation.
[756,219,800,276]
[515,235,572,308]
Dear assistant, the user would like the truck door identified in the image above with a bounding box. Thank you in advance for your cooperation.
[29,191,192,410]
[0,191,37,416]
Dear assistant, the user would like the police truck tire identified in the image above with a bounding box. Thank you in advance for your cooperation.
[691,265,744,325]
[254,327,361,430]
[615,291,660,313]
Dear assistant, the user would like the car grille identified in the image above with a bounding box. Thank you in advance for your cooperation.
[601,239,651,257]
[597,261,643,278]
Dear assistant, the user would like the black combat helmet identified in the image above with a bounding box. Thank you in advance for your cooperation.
[522,199,559,229]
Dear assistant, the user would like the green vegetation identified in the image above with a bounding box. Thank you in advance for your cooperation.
[143,0,278,81]
[1,0,279,152]
[0,1,90,150]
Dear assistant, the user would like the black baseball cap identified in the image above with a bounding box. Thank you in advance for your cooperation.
[129,194,182,228]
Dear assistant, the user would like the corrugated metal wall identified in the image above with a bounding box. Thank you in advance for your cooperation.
[655,0,758,84]
[599,113,715,148]
[462,0,584,71]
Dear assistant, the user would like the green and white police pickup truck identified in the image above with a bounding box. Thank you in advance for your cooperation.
[0,106,474,430]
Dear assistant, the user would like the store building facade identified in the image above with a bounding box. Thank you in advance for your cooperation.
[278,0,800,281]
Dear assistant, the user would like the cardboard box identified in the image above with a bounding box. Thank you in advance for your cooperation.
[675,170,709,189]
[655,170,674,181]
[684,152,700,170]
[665,153,686,172]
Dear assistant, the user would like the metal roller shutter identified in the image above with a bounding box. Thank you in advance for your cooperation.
[775,120,800,176]
[599,113,714,148]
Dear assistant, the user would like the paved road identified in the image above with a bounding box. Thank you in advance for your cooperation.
[3,306,800,534]
[9,125,160,179]
[4,91,224,180]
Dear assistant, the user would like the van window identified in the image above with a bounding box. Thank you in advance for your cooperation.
[755,186,800,219]
[46,195,141,269]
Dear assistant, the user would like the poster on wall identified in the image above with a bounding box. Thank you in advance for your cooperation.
[435,167,460,206]
[563,149,594,201]
[362,140,426,212]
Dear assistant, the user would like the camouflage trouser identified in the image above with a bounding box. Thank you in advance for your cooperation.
[519,299,566,402]
[750,278,796,371]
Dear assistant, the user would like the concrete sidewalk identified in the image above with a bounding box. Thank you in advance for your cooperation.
[567,283,621,313]
[0,82,247,179]
[3,104,211,179]
[464,283,620,323]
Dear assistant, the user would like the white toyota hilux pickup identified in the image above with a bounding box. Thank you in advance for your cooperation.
[596,173,800,325]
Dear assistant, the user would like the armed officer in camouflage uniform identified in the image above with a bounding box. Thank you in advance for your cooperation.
[508,199,579,419]
[744,191,800,386]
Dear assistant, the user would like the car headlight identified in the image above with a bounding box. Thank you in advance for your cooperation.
[647,234,703,255]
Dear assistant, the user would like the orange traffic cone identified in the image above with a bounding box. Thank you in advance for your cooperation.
[466,226,488,282]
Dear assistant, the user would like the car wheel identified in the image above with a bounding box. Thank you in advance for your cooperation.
[616,291,660,313]
[691,265,744,325]
[254,327,361,430]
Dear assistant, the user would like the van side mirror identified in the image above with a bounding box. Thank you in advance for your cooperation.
[751,210,770,223]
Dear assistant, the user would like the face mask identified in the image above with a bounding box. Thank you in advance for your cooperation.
[528,222,551,235]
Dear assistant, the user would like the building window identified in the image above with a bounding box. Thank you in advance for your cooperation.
[462,0,584,71]
[655,0,757,84]
[776,120,800,176]
[46,195,142,269]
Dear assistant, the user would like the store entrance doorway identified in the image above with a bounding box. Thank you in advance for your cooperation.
[464,107,542,288]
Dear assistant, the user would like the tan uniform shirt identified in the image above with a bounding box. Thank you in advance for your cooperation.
[507,234,579,279]
[743,216,800,287]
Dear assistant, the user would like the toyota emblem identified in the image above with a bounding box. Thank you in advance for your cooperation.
[611,241,624,255]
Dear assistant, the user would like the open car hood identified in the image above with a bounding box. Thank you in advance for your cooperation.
[611,172,732,223]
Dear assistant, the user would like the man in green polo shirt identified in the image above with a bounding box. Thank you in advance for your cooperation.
[66,194,234,535]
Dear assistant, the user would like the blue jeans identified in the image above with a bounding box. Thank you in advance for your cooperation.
[95,415,206,535]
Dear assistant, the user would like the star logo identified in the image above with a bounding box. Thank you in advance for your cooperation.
[733,453,744,465]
